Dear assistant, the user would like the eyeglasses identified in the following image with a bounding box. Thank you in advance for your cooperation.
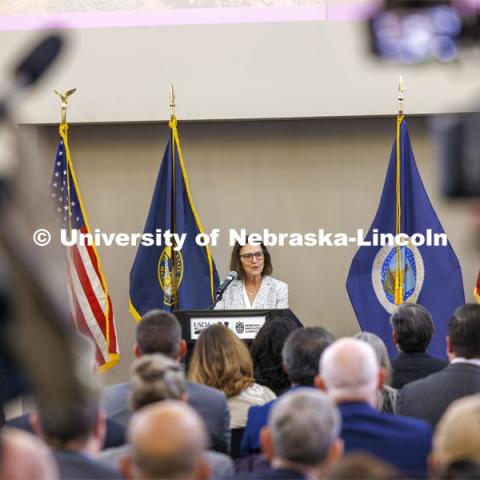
[240,252,264,262]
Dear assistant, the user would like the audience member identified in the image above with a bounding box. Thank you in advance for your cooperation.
[430,394,480,476]
[249,316,298,396]
[254,389,343,479]
[397,304,480,427]
[355,331,398,413]
[120,401,210,480]
[390,304,447,389]
[32,394,122,479]
[0,428,59,480]
[100,354,234,478]
[316,337,432,478]
[188,323,276,429]
[241,326,334,456]
[6,333,126,450]
[6,408,126,451]
[100,310,230,453]
[435,460,480,480]
[325,452,402,480]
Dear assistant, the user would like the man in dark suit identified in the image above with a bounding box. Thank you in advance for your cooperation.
[247,389,343,479]
[32,395,122,479]
[316,338,432,478]
[397,304,480,427]
[100,310,230,453]
[390,304,447,389]
[241,327,334,457]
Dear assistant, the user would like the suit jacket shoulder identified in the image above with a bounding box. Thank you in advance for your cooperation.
[244,467,306,479]
[53,449,122,480]
[241,398,277,456]
[100,382,130,428]
[340,402,432,478]
[99,443,234,478]
[186,381,231,454]
[397,363,480,427]
[392,353,448,389]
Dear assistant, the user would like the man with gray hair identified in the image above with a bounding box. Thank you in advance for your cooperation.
[241,326,334,456]
[316,338,432,478]
[254,389,343,479]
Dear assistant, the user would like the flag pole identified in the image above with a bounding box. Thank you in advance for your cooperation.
[169,83,178,310]
[54,89,76,240]
[394,77,404,305]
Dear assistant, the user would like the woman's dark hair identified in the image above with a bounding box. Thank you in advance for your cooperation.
[249,316,298,395]
[229,238,273,281]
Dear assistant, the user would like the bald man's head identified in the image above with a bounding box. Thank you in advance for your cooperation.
[0,428,58,480]
[317,338,382,405]
[433,394,480,468]
[123,400,210,480]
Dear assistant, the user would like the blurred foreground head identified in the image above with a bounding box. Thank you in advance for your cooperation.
[0,428,58,479]
[326,452,402,480]
[433,394,480,470]
[123,400,210,480]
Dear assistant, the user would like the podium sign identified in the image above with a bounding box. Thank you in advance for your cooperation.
[190,315,266,340]
[175,309,302,343]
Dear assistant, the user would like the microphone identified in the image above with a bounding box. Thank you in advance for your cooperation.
[0,33,64,120]
[215,271,238,300]
[15,34,63,87]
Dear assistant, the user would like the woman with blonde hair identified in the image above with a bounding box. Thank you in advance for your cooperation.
[189,324,276,429]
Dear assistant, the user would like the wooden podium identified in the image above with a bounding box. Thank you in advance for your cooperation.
[175,308,303,344]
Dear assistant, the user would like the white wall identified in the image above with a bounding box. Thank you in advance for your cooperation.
[1,20,479,124]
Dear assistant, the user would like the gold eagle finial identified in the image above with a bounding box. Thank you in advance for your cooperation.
[54,88,76,124]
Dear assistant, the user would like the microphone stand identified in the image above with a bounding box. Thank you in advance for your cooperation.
[209,292,223,310]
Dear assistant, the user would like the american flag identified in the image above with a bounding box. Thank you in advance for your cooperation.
[51,126,119,371]
[475,271,480,304]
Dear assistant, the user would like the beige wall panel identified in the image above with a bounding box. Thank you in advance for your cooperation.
[24,117,476,385]
[1,20,480,123]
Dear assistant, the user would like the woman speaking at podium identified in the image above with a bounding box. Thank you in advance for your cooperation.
[215,240,288,310]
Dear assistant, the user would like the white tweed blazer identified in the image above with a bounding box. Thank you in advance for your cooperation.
[214,275,288,310]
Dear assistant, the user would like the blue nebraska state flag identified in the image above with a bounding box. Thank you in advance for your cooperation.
[129,117,219,319]
[346,115,464,359]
